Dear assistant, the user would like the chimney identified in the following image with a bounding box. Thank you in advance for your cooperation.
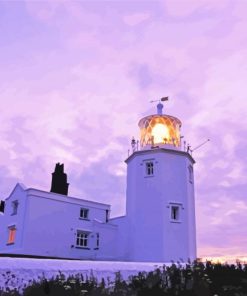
[50,163,69,195]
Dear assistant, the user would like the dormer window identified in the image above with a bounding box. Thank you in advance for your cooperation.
[11,201,18,215]
[146,161,154,176]
[80,208,89,220]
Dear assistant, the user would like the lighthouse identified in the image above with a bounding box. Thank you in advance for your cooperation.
[124,99,196,262]
[0,99,196,262]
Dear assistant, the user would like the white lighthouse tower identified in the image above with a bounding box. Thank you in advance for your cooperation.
[124,99,196,262]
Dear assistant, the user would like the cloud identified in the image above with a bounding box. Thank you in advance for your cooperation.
[0,1,247,259]
[71,153,127,217]
[164,0,232,18]
[123,12,150,26]
[24,1,62,22]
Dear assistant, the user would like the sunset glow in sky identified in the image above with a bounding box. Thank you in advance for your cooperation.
[0,0,247,262]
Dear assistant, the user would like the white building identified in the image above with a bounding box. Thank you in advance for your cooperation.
[0,102,196,262]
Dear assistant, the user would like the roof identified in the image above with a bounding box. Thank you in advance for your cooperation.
[25,187,111,210]
[138,113,182,128]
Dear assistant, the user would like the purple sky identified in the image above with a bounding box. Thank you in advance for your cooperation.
[1,0,246,261]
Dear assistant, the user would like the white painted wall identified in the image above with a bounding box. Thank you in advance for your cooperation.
[0,184,28,253]
[109,215,129,260]
[125,148,196,262]
[0,187,118,260]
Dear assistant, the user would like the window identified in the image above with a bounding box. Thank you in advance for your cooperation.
[94,233,100,250]
[0,200,5,213]
[7,226,16,244]
[171,206,179,221]
[146,161,154,176]
[106,210,109,223]
[169,202,182,222]
[11,200,18,215]
[188,166,193,183]
[96,233,99,248]
[76,231,88,248]
[80,208,89,219]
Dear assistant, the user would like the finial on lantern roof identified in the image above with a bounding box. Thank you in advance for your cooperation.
[150,96,169,115]
[157,102,163,115]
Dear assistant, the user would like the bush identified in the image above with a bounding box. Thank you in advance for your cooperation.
[0,261,247,296]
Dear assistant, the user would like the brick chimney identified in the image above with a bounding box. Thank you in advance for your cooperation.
[50,163,69,195]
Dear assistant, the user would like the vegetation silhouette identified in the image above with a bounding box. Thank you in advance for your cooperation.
[0,260,247,295]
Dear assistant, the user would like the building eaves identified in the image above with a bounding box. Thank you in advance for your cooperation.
[26,188,111,209]
[125,148,195,164]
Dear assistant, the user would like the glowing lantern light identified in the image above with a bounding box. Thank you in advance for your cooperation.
[151,123,170,144]
[138,113,181,149]
[8,227,16,244]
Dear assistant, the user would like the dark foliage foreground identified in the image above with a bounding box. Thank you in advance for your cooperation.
[1,261,247,296]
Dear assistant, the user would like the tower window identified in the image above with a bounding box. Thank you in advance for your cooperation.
[11,201,18,215]
[171,206,179,221]
[7,226,16,244]
[188,166,193,183]
[146,161,154,175]
[80,208,89,220]
[76,231,89,248]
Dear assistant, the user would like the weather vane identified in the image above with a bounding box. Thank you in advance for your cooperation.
[150,96,169,103]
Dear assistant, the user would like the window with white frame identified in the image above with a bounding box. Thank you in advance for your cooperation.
[76,231,89,247]
[171,205,179,221]
[11,201,18,215]
[80,208,89,219]
[145,161,154,176]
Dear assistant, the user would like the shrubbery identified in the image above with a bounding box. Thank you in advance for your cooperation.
[1,261,247,296]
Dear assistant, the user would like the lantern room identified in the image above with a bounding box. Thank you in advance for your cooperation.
[138,102,182,150]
